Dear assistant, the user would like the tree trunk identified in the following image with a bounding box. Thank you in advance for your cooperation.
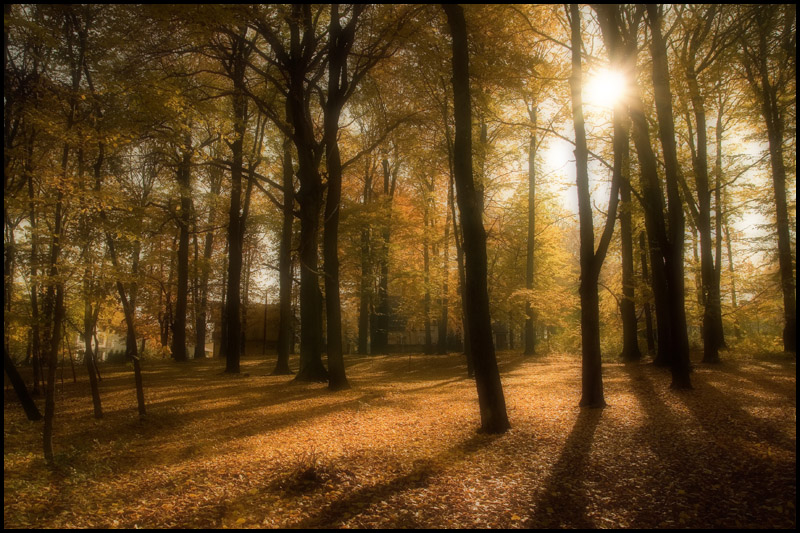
[639,232,656,354]
[617,112,640,362]
[172,137,192,363]
[646,5,692,388]
[274,127,295,374]
[291,98,327,382]
[358,164,373,355]
[444,4,509,433]
[224,46,248,374]
[685,63,721,363]
[741,7,796,353]
[524,105,537,356]
[571,3,609,408]
[322,10,349,390]
[4,346,42,420]
[438,193,451,355]
[194,168,222,360]
[373,158,393,355]
[423,187,433,354]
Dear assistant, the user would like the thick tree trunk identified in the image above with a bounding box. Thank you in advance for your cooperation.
[172,140,192,363]
[291,113,327,382]
[224,49,248,374]
[444,4,509,433]
[323,15,349,389]
[646,5,692,389]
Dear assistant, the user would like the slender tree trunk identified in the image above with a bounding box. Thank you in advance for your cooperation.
[27,152,42,394]
[686,64,721,363]
[43,174,65,463]
[373,158,393,355]
[571,4,617,408]
[617,114,640,362]
[423,189,433,354]
[444,4,509,433]
[451,173,472,375]
[639,232,656,353]
[444,95,473,374]
[194,169,221,360]
[358,164,373,355]
[5,346,42,420]
[83,281,102,418]
[274,128,295,374]
[438,195,451,355]
[713,116,727,349]
[724,223,741,340]
[106,235,146,417]
[524,106,537,356]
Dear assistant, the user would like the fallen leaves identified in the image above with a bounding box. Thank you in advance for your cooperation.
[3,351,796,528]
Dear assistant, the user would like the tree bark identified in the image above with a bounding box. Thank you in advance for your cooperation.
[194,166,222,360]
[646,5,692,388]
[639,232,656,354]
[444,4,509,433]
[438,192,451,355]
[618,120,641,362]
[274,126,295,374]
[358,163,373,355]
[570,4,620,407]
[322,4,352,390]
[223,33,249,374]
[172,135,192,363]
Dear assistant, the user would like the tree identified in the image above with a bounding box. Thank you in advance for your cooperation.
[568,4,620,408]
[738,4,796,354]
[443,4,509,433]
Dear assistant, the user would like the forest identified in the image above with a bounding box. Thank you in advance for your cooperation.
[3,4,796,529]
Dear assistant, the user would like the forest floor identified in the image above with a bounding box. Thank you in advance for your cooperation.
[4,349,797,529]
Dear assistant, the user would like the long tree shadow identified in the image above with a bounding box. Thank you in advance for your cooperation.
[282,432,502,528]
[623,363,796,528]
[708,360,797,403]
[673,370,796,454]
[525,407,603,528]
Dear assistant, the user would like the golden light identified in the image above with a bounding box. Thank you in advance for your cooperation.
[584,68,628,109]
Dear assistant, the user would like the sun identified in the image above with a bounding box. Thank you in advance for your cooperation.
[584,68,628,109]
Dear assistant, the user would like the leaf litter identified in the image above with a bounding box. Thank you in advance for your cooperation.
[3,351,796,528]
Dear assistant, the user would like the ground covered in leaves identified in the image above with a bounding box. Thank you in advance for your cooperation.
[4,350,797,528]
